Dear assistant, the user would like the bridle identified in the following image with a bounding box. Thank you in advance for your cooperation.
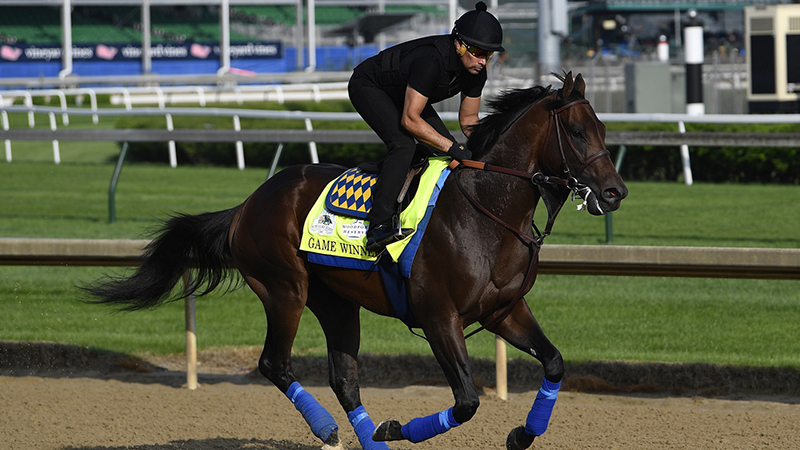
[453,92,610,246]
[453,91,610,339]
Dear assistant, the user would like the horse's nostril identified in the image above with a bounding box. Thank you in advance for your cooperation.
[603,186,625,201]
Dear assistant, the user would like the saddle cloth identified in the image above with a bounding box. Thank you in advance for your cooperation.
[299,157,452,272]
[325,167,377,219]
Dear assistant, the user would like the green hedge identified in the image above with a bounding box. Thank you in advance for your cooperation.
[116,103,800,183]
[116,100,388,168]
[607,122,800,184]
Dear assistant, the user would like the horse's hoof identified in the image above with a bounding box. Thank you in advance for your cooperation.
[372,419,404,441]
[506,426,535,450]
[321,429,342,450]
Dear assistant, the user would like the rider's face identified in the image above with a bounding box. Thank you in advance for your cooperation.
[456,40,491,75]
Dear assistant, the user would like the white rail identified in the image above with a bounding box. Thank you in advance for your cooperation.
[3,103,800,182]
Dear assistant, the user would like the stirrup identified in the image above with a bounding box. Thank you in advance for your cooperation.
[365,224,413,253]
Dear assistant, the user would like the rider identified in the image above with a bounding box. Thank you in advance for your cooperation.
[348,1,504,252]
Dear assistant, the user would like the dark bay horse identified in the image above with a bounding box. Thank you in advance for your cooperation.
[86,72,627,450]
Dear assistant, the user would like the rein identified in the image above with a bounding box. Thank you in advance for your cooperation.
[454,94,608,339]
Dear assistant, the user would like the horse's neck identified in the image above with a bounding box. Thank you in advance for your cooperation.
[461,139,542,232]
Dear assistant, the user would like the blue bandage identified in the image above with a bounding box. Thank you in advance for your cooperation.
[286,382,338,442]
[347,405,389,450]
[524,378,561,437]
[400,407,461,443]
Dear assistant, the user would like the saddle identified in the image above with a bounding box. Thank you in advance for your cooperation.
[325,145,431,219]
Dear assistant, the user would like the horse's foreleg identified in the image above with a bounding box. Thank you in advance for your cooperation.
[374,316,479,444]
[307,284,389,450]
[487,301,564,450]
[246,275,340,447]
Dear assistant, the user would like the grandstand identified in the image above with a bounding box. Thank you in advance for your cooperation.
[0,1,448,80]
[2,0,795,84]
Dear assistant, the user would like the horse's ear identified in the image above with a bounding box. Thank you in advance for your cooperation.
[559,71,574,99]
[575,73,586,97]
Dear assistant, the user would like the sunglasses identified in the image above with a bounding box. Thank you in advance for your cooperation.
[460,41,494,59]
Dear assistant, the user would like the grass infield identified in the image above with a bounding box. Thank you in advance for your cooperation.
[1,144,798,368]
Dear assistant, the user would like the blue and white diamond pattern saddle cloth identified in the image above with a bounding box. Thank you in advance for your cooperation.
[325,167,377,219]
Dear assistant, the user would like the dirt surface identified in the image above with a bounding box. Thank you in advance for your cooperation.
[2,341,800,450]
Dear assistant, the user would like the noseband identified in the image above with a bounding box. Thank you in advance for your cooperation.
[454,92,610,339]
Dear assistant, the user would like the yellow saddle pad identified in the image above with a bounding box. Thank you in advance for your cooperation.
[299,157,451,264]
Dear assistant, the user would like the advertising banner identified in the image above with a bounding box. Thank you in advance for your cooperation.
[0,41,281,63]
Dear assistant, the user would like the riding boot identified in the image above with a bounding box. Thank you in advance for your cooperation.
[365,216,413,253]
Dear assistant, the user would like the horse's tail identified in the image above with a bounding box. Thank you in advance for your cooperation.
[83,206,240,311]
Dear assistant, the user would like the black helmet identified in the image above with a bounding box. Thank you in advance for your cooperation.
[453,2,505,52]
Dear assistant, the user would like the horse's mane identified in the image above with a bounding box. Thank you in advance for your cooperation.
[466,85,554,156]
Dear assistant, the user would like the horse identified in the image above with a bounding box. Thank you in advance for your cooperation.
[85,71,627,450]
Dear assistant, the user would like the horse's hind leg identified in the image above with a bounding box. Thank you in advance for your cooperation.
[487,301,564,450]
[306,280,389,450]
[243,274,341,448]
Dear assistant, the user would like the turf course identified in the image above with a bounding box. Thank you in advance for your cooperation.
[1,142,799,368]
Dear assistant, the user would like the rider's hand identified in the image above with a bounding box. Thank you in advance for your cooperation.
[447,142,473,161]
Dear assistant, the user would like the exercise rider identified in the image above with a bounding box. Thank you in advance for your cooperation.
[347,1,504,252]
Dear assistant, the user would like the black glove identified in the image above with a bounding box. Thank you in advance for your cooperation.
[447,142,473,161]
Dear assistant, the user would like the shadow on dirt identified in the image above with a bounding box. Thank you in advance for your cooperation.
[2,341,799,402]
[65,437,319,450]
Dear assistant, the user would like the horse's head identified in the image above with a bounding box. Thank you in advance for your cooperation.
[539,72,628,215]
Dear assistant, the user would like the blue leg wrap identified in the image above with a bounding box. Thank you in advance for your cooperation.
[347,405,390,450]
[524,378,561,437]
[400,407,460,443]
[286,382,338,442]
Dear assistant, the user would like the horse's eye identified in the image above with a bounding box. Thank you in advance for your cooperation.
[570,128,582,139]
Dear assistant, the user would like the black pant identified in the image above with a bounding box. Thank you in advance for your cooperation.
[348,74,455,225]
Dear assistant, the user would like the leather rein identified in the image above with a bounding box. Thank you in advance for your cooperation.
[453,93,610,339]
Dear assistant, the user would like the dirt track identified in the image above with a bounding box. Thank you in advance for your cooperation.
[2,342,800,450]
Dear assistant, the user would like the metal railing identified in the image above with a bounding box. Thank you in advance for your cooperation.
[4,103,800,173]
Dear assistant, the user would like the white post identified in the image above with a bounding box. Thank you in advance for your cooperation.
[166,113,177,168]
[2,111,11,162]
[59,0,73,79]
[305,118,319,163]
[495,335,508,400]
[678,121,693,186]
[49,112,61,165]
[377,0,386,50]
[306,0,316,72]
[142,0,152,73]
[217,0,231,76]
[233,115,245,170]
[657,34,669,62]
[24,93,34,128]
[295,0,304,71]
[182,272,198,390]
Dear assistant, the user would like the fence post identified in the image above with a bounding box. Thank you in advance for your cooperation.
[183,271,198,390]
[233,115,245,170]
[49,112,60,164]
[605,145,627,244]
[305,118,319,163]
[495,334,508,400]
[2,110,10,162]
[268,143,284,179]
[166,113,177,168]
[108,142,128,224]
[678,121,694,185]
